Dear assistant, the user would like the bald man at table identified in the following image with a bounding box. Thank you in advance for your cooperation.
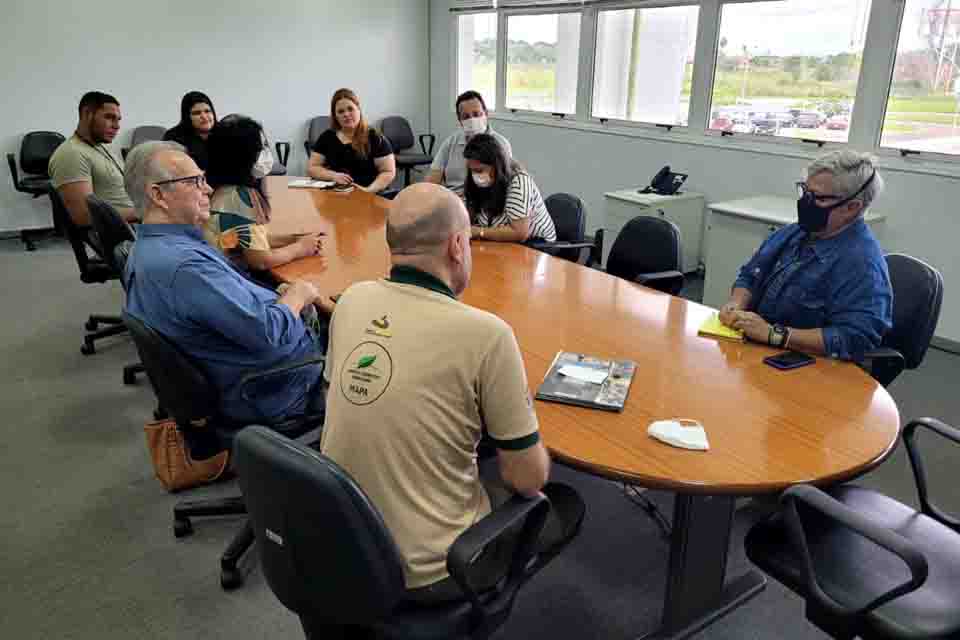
[319,183,584,604]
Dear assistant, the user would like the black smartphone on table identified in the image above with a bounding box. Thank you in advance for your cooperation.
[763,351,816,370]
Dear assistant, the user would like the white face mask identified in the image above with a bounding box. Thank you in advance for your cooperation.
[252,146,274,179]
[471,171,493,188]
[461,115,488,137]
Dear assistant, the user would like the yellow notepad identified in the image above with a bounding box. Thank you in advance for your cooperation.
[698,313,745,343]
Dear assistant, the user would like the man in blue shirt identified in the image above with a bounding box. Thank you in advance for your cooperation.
[123,141,328,423]
[719,150,892,360]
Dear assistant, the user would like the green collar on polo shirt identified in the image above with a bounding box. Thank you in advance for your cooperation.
[388,265,456,300]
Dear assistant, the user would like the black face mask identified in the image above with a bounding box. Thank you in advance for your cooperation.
[797,170,876,233]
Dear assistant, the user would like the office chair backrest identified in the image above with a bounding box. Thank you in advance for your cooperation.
[380,116,414,153]
[235,426,406,625]
[607,215,682,281]
[122,311,218,426]
[48,186,115,283]
[884,253,943,369]
[545,193,587,262]
[306,116,331,150]
[130,126,166,149]
[87,195,135,274]
[20,131,65,176]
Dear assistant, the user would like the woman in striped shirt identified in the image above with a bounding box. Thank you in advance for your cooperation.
[462,134,556,243]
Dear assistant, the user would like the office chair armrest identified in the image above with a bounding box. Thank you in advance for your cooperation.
[419,134,436,157]
[904,418,960,532]
[238,355,327,405]
[275,141,291,167]
[856,348,905,387]
[780,484,928,619]
[586,229,604,268]
[7,152,20,190]
[527,240,595,251]
[447,493,550,625]
[635,271,685,286]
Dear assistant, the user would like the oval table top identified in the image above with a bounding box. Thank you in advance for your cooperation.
[266,177,901,495]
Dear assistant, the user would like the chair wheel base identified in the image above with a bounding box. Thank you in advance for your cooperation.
[174,517,193,538]
[80,342,95,355]
[220,567,244,590]
[85,319,98,331]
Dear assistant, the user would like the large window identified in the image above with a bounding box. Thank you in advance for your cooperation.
[881,0,960,155]
[457,13,498,109]
[708,0,870,143]
[506,13,582,114]
[592,6,700,126]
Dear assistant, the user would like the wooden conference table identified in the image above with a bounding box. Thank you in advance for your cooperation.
[266,177,900,639]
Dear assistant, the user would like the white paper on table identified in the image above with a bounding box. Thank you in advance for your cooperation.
[557,364,608,385]
[288,179,334,189]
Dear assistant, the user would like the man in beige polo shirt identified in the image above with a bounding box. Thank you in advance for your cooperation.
[320,183,583,604]
[49,91,137,227]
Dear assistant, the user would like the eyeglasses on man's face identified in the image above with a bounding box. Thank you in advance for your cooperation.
[155,174,207,190]
[795,181,841,203]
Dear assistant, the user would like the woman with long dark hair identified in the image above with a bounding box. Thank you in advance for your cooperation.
[307,88,396,193]
[162,91,217,170]
[463,134,556,243]
[205,114,322,272]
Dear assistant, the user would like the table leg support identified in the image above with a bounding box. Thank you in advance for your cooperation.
[639,494,765,640]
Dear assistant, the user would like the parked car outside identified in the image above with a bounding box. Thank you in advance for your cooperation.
[825,114,849,130]
[795,111,823,128]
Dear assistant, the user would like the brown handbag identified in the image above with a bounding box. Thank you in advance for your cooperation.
[143,418,229,493]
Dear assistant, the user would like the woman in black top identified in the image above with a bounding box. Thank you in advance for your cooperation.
[163,91,217,170]
[307,88,396,193]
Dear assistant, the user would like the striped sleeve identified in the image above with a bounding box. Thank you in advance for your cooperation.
[504,173,556,241]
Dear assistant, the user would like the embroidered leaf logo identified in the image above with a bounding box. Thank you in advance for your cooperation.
[358,355,377,368]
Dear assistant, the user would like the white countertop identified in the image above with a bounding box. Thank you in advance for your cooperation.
[604,189,705,205]
[708,195,887,225]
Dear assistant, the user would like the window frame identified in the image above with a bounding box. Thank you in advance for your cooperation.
[446,0,960,169]
[700,0,871,151]
[452,10,501,117]
[587,0,704,132]
[500,6,588,118]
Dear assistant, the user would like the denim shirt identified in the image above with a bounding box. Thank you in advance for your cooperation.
[733,218,892,361]
[124,224,321,423]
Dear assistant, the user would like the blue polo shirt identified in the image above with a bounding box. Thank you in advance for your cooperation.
[124,224,321,423]
[734,218,892,361]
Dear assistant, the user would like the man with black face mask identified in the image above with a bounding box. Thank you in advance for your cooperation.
[718,150,892,361]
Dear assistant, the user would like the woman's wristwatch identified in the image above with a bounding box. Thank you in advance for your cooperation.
[768,323,790,348]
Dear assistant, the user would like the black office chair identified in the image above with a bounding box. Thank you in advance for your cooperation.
[86,195,144,385]
[527,193,603,267]
[304,116,332,158]
[236,425,575,640]
[606,215,685,295]
[48,186,130,355]
[381,116,435,186]
[7,131,65,250]
[121,125,166,160]
[857,254,943,387]
[745,417,960,640]
[123,311,324,590]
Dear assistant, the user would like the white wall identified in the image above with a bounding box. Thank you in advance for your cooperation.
[430,1,960,344]
[1,0,429,233]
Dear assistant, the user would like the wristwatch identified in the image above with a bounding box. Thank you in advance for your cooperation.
[769,323,789,348]
[479,227,485,239]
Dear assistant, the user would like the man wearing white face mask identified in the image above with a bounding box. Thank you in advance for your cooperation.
[426,90,513,197]
[205,115,322,274]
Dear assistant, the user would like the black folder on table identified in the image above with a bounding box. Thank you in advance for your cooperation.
[535,352,636,412]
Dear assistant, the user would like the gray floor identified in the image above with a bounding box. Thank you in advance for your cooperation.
[2,236,958,640]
